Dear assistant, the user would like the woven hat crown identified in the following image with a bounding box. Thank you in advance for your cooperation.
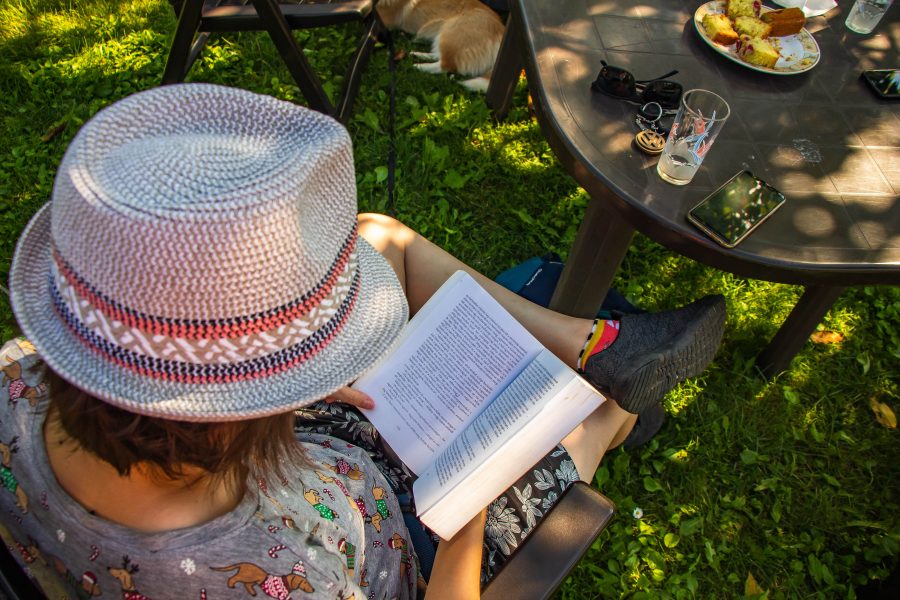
[53,83,357,321]
[10,84,409,421]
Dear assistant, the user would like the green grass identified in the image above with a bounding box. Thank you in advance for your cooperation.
[1,1,898,597]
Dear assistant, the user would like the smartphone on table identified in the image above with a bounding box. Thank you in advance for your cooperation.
[861,69,900,99]
[687,170,786,249]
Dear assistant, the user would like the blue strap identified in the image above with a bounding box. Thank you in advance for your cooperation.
[397,493,437,581]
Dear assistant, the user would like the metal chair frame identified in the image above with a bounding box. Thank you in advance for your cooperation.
[163,0,386,123]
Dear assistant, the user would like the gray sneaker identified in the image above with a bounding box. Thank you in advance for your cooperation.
[581,295,726,414]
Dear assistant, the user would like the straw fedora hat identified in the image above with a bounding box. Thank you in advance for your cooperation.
[9,84,408,421]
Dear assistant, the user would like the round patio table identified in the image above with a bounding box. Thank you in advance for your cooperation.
[487,0,900,376]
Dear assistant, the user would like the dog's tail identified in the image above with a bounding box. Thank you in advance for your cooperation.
[460,77,491,92]
[209,564,241,573]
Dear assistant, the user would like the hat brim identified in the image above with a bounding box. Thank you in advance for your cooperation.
[9,204,409,421]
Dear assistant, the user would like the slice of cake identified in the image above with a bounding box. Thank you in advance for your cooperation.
[735,15,772,38]
[761,7,806,37]
[703,13,740,45]
[736,35,779,68]
[725,0,761,20]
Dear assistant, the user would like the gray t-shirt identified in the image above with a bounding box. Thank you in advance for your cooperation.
[0,338,418,600]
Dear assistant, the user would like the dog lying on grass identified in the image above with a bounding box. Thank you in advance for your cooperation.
[377,0,505,92]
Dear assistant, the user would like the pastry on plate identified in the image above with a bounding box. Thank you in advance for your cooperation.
[734,15,772,38]
[736,34,779,68]
[761,7,806,37]
[703,13,740,45]
[725,0,761,20]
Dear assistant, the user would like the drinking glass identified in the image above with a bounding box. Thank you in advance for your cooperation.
[656,89,730,186]
[845,0,893,34]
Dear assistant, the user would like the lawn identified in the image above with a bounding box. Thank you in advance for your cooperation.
[1,1,898,598]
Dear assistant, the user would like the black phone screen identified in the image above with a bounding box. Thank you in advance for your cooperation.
[688,171,785,247]
[862,69,900,98]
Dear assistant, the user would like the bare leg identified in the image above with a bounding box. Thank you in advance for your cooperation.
[359,213,589,366]
[359,213,634,481]
[561,404,637,481]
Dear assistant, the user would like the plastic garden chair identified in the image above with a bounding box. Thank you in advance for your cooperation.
[163,0,386,123]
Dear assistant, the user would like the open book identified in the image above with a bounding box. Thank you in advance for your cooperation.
[353,271,605,540]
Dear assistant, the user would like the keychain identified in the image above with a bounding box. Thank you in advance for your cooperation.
[633,102,668,155]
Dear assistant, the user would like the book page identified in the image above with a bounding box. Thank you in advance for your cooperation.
[414,350,604,539]
[413,359,605,539]
[353,272,543,475]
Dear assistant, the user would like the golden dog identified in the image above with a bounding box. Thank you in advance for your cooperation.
[377,0,505,91]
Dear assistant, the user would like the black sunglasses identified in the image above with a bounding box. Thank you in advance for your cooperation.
[590,61,683,110]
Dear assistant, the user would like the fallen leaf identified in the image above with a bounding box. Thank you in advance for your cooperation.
[41,121,68,143]
[869,397,897,429]
[745,571,765,596]
[810,330,844,344]
[392,48,407,61]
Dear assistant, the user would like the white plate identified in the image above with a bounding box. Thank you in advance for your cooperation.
[771,0,837,18]
[694,1,821,75]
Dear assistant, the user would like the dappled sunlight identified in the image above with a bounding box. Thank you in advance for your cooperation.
[1,0,164,47]
[664,447,691,464]
[0,3,30,40]
[587,2,666,18]
[3,2,899,598]
[791,204,839,240]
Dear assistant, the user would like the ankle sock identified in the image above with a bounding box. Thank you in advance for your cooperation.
[577,314,620,371]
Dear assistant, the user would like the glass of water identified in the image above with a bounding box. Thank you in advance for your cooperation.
[845,0,893,34]
[656,89,730,186]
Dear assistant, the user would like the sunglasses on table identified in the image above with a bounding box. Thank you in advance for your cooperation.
[590,61,684,111]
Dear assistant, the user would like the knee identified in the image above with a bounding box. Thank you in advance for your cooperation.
[357,213,415,249]
[358,212,401,233]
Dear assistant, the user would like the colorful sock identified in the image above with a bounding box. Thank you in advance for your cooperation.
[577,315,620,371]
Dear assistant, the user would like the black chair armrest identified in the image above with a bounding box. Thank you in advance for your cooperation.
[481,481,615,600]
[0,538,46,600]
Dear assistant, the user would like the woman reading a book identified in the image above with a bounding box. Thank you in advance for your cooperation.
[1,84,724,599]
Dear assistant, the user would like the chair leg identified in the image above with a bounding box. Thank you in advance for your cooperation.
[163,0,206,84]
[251,0,335,116]
[335,12,385,123]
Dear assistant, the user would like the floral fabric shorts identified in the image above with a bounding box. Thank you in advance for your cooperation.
[294,402,578,584]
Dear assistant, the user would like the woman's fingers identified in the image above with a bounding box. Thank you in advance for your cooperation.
[324,386,375,410]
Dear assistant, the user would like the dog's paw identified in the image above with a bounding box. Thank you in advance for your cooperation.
[414,61,444,74]
[409,51,439,61]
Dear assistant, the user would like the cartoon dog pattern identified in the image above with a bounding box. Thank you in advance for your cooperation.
[211,561,314,598]
[0,436,28,513]
[3,354,46,408]
[108,555,153,600]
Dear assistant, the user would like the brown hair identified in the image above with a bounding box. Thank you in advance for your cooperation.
[46,370,307,491]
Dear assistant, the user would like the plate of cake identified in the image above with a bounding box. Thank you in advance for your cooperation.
[694,0,821,75]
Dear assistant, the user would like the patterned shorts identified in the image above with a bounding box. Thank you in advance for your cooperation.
[294,402,578,584]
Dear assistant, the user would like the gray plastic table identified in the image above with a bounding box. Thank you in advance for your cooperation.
[487,0,900,376]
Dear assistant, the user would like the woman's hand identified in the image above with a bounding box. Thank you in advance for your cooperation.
[324,386,375,410]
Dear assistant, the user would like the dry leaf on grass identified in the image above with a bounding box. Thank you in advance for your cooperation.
[41,121,68,143]
[869,397,897,429]
[810,330,844,344]
[745,571,765,596]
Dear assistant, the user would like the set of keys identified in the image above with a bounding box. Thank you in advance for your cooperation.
[633,101,671,155]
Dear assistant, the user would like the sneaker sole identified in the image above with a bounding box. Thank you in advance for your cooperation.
[610,297,726,414]
[622,402,666,450]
